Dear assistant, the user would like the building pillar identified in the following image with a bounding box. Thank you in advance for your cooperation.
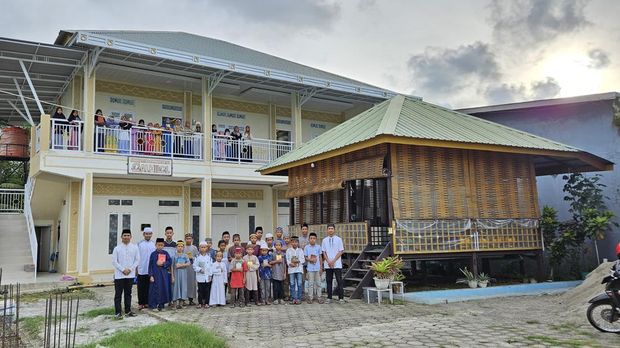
[82,68,96,153]
[183,185,191,235]
[201,77,213,162]
[184,91,193,123]
[269,102,277,140]
[291,91,302,147]
[201,177,212,240]
[78,173,93,283]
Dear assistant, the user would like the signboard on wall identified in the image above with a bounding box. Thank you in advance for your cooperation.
[127,157,173,176]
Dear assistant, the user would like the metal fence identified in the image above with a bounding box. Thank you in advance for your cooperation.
[0,189,24,213]
[95,126,203,160]
[211,135,293,164]
[50,120,83,151]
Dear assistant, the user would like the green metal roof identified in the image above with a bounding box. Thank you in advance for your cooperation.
[260,94,595,172]
[62,30,383,90]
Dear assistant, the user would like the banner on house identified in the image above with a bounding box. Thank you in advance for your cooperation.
[127,157,173,176]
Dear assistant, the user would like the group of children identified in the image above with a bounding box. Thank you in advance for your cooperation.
[143,225,334,311]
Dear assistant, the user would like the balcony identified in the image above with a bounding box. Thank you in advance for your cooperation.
[36,120,293,165]
[211,134,293,164]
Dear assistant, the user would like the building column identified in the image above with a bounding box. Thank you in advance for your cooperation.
[271,187,278,233]
[269,102,277,140]
[78,173,93,282]
[201,77,213,162]
[201,177,212,240]
[291,92,302,147]
[183,185,191,235]
[82,68,96,153]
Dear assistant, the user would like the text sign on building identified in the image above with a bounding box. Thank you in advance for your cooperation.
[127,157,173,176]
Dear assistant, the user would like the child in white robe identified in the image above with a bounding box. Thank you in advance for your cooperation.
[209,251,227,306]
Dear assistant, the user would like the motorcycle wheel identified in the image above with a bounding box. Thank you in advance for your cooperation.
[586,300,620,333]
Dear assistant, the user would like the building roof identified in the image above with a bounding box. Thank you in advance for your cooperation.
[259,95,613,175]
[56,30,396,102]
[457,92,620,115]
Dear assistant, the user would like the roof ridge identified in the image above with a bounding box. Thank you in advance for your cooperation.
[376,94,404,135]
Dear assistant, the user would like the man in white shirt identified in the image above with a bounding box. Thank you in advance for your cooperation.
[112,229,140,319]
[321,224,345,303]
[136,227,156,310]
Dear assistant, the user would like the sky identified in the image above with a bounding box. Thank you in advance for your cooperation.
[2,0,619,108]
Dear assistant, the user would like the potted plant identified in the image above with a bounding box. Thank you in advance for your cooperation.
[477,272,490,288]
[456,267,478,288]
[370,256,404,290]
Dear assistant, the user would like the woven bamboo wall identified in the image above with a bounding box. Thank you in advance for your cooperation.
[391,144,540,220]
[287,144,387,198]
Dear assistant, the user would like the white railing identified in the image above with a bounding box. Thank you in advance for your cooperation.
[50,119,83,151]
[95,125,203,160]
[211,135,293,164]
[35,124,41,153]
[0,188,24,213]
[24,178,37,273]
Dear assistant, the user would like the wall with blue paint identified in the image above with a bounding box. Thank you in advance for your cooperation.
[467,100,620,260]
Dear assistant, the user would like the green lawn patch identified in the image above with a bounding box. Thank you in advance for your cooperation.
[81,307,115,318]
[20,288,96,303]
[20,316,44,337]
[80,322,226,348]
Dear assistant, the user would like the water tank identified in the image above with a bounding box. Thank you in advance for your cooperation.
[0,127,30,159]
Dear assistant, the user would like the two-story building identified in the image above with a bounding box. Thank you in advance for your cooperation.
[0,30,395,283]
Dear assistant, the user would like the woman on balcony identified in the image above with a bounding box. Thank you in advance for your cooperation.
[223,128,232,160]
[152,123,163,155]
[94,109,105,152]
[242,125,253,162]
[163,124,173,157]
[173,119,184,157]
[118,115,132,154]
[211,124,220,160]
[183,120,194,158]
[134,119,145,154]
[230,126,242,161]
[51,107,67,150]
[193,122,202,159]
[145,122,155,155]
[67,110,82,151]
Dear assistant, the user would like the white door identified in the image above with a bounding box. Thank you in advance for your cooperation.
[277,214,289,233]
[158,213,180,237]
[212,214,238,241]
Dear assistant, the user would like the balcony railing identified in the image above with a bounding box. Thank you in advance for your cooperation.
[0,188,24,213]
[211,135,293,164]
[95,125,203,160]
[50,119,83,151]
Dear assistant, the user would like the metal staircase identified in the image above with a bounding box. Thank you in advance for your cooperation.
[343,225,392,299]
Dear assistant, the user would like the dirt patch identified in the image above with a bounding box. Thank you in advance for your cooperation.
[559,261,615,314]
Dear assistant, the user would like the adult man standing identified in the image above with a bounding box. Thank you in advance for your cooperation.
[321,224,345,304]
[162,226,177,258]
[299,223,310,249]
[137,227,156,310]
[112,229,140,319]
[184,233,199,306]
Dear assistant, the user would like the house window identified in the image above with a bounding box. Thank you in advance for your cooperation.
[226,202,238,208]
[121,200,133,206]
[192,215,200,246]
[159,200,180,207]
[191,201,201,207]
[277,202,290,208]
[248,202,256,208]
[108,214,118,254]
[212,202,225,208]
[108,199,120,206]
[249,215,255,235]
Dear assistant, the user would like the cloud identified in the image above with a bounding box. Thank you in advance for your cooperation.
[489,0,590,48]
[587,48,610,69]
[531,77,561,99]
[206,0,341,30]
[485,77,561,104]
[407,41,500,94]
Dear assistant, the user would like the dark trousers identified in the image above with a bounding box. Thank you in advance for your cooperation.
[326,268,344,300]
[272,279,284,300]
[232,287,244,304]
[197,281,211,306]
[137,274,150,306]
[114,278,133,315]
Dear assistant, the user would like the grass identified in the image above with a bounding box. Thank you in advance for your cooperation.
[525,335,600,348]
[525,319,540,324]
[20,288,96,303]
[20,316,44,337]
[80,322,226,348]
[81,307,115,318]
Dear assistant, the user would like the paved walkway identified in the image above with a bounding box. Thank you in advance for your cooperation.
[146,294,611,347]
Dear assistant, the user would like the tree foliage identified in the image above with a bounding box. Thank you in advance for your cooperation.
[543,173,617,270]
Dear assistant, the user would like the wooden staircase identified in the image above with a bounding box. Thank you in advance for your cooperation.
[343,240,392,299]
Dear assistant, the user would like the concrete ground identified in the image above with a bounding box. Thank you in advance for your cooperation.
[18,286,616,347]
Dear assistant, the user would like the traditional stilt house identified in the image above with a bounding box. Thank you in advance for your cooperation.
[258,95,613,298]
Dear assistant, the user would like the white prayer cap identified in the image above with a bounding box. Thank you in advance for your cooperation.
[199,241,208,247]
[143,227,153,233]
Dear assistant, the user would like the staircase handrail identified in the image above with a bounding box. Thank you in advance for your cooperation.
[24,177,37,273]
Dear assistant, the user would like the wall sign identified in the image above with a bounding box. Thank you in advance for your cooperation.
[216,111,246,119]
[109,96,135,106]
[162,104,183,112]
[127,157,173,176]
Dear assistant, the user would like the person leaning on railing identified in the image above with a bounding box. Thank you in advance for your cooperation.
[94,109,106,152]
[242,125,253,162]
[51,107,67,149]
[118,115,132,154]
[67,110,82,150]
